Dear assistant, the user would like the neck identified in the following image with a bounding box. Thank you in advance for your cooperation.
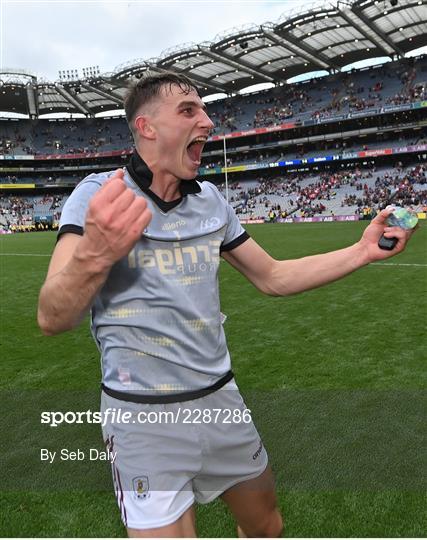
[150,174,182,202]
[137,147,182,202]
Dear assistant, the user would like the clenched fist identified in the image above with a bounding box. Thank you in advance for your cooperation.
[77,169,152,270]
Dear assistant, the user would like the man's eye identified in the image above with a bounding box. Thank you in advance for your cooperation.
[183,108,193,114]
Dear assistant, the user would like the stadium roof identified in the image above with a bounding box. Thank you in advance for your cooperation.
[0,0,426,118]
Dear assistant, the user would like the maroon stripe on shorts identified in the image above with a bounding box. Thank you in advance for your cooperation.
[109,435,128,527]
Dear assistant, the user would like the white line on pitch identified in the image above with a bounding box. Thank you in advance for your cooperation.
[0,253,50,257]
[371,262,427,267]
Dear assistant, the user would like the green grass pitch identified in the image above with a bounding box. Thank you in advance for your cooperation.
[0,221,426,537]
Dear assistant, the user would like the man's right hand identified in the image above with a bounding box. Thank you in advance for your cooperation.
[38,170,152,335]
[76,169,152,270]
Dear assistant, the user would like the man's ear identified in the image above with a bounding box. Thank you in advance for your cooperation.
[134,115,156,140]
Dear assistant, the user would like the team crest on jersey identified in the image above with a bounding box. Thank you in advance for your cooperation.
[200,217,221,231]
[133,476,150,500]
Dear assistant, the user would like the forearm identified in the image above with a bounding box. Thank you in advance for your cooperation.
[37,249,110,335]
[38,173,152,336]
[225,210,413,297]
[268,241,369,296]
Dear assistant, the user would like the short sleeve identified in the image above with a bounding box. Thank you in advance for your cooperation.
[58,176,103,239]
[221,202,250,252]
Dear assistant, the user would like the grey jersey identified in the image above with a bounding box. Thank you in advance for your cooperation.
[59,169,248,393]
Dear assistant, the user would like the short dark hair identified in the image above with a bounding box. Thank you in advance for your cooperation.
[124,71,199,130]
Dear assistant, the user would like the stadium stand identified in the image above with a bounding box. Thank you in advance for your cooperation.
[0,0,426,232]
[0,55,425,155]
[221,164,427,221]
[207,56,427,134]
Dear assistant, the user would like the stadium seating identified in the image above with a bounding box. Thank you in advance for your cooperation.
[0,55,426,231]
[0,55,425,154]
[217,165,427,220]
[1,163,425,231]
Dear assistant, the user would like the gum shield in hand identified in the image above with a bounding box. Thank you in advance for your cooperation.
[386,207,418,230]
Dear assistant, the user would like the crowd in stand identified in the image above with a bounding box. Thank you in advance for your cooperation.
[311,62,426,119]
[0,172,83,185]
[217,164,427,221]
[342,164,427,215]
[209,102,244,133]
[0,57,426,228]
[2,175,19,184]
[1,56,425,156]
[386,66,426,106]
[311,75,389,119]
[28,119,133,155]
[0,196,34,231]
[221,168,371,219]
[209,85,318,133]
[251,87,312,127]
[37,193,65,211]
[2,222,57,233]
[201,129,422,171]
[0,195,33,216]
[0,193,67,232]
[1,165,426,231]
[0,118,133,156]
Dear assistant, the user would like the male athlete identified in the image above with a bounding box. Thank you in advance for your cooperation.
[38,72,414,537]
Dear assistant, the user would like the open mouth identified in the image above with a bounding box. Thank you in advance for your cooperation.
[186,136,207,165]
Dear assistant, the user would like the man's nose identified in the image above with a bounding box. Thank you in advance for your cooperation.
[199,110,214,130]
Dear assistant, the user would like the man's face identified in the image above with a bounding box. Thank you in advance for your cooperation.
[144,85,214,180]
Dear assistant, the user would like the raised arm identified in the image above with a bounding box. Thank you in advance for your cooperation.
[222,209,415,296]
[37,170,152,335]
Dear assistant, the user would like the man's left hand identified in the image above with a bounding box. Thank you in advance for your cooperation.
[357,208,416,264]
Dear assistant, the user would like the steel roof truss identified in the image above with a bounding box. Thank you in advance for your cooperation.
[55,85,92,116]
[26,84,38,117]
[183,72,228,94]
[262,28,330,71]
[274,28,339,71]
[98,78,126,100]
[200,47,275,83]
[351,4,404,57]
[81,83,123,106]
